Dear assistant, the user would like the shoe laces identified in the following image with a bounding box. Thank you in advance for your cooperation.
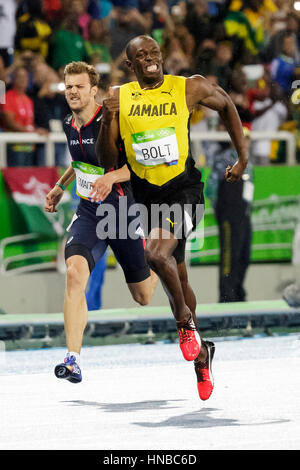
[195,361,210,382]
[64,355,76,364]
[178,327,194,344]
[178,315,196,344]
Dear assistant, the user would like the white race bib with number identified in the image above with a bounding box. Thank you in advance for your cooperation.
[132,127,179,166]
[72,161,104,200]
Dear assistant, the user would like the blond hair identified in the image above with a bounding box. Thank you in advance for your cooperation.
[64,61,99,87]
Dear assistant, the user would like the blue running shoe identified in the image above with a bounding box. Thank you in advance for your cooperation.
[54,354,82,383]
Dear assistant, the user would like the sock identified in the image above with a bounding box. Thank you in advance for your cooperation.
[67,351,80,364]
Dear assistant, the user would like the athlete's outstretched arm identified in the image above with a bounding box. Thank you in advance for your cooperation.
[97,87,120,169]
[57,164,76,188]
[45,165,75,213]
[186,75,248,182]
[89,164,130,202]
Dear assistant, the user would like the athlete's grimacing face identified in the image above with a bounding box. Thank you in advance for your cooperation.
[128,38,163,85]
[65,73,97,111]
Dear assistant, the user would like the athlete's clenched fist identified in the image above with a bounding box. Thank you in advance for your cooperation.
[102,87,120,125]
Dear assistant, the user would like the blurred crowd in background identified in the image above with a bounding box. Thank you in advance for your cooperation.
[1,0,300,166]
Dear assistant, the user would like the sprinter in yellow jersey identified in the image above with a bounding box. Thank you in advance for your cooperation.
[94,35,248,401]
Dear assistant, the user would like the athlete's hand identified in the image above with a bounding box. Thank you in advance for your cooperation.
[89,174,114,203]
[224,160,247,182]
[102,87,119,125]
[45,186,64,213]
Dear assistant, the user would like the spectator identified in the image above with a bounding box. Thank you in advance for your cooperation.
[185,0,214,51]
[27,58,51,165]
[74,0,92,40]
[228,66,282,136]
[43,0,64,26]
[270,31,298,95]
[250,79,288,165]
[96,0,113,19]
[0,55,11,87]
[162,34,190,75]
[190,74,220,166]
[51,11,86,70]
[84,18,111,65]
[290,86,300,163]
[0,66,40,166]
[150,0,173,46]
[108,5,151,60]
[260,13,300,63]
[86,0,101,20]
[206,127,253,303]
[195,38,217,76]
[243,0,277,39]
[7,49,38,92]
[83,18,113,90]
[0,0,18,67]
[224,0,265,63]
[56,0,73,23]
[109,48,136,86]
[169,4,195,68]
[228,68,254,128]
[212,40,233,92]
[30,58,70,165]
[15,0,52,60]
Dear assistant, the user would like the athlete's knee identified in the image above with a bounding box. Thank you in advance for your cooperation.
[131,289,151,306]
[66,258,89,292]
[144,246,168,271]
[66,264,83,290]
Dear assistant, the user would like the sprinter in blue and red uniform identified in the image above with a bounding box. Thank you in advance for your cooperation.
[45,61,157,383]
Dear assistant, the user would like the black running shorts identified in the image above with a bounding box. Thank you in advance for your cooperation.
[65,192,150,283]
[138,182,205,264]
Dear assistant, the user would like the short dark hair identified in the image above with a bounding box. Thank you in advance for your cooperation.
[126,35,159,61]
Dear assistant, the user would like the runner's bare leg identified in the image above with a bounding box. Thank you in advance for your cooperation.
[64,255,90,353]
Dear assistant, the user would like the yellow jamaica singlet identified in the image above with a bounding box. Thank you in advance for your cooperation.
[119,75,201,202]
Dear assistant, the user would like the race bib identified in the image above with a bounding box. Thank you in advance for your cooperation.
[72,161,104,200]
[131,127,179,166]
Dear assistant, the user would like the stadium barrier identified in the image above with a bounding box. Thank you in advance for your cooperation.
[0,300,299,349]
[0,130,297,167]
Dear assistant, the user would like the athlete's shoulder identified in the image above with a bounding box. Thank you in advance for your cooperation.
[62,113,73,135]
[90,105,103,132]
[119,81,138,92]
[186,74,209,90]
[165,74,186,84]
[92,104,103,121]
[167,74,186,81]
[162,74,187,94]
[96,104,103,115]
[63,113,73,127]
